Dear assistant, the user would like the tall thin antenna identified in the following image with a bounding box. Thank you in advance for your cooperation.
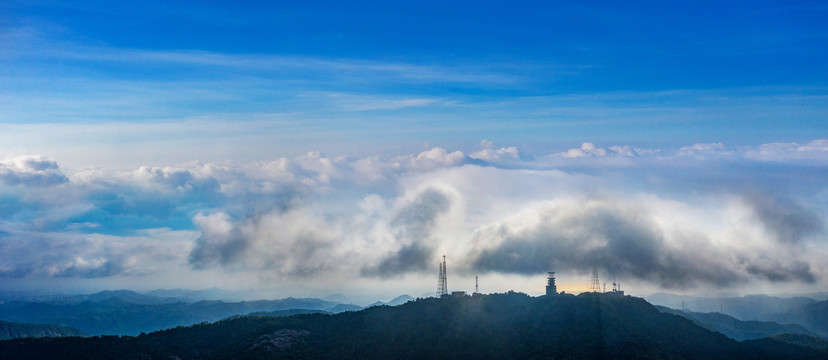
[437,263,444,297]
[475,275,479,294]
[437,255,448,297]
[589,268,601,293]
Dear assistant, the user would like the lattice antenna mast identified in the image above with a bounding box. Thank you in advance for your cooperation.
[589,268,601,293]
[437,262,444,297]
[437,255,448,296]
[475,275,479,294]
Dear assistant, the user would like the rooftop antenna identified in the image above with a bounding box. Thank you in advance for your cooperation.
[475,275,479,294]
[613,276,617,292]
[589,268,601,293]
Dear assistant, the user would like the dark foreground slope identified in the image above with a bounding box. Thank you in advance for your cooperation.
[1,292,825,360]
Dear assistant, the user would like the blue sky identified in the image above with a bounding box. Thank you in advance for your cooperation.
[1,1,827,298]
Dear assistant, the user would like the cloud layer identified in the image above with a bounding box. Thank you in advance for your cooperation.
[1,140,827,294]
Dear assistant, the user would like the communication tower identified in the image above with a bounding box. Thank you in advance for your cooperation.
[588,268,601,293]
[436,255,448,297]
[609,275,624,296]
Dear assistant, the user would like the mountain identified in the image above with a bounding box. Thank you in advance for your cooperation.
[772,300,828,337]
[2,292,826,359]
[0,297,340,336]
[0,320,85,340]
[321,294,351,304]
[656,306,815,341]
[326,303,364,313]
[225,309,330,320]
[363,294,414,308]
[86,290,177,305]
[647,293,817,321]
[386,294,415,306]
[145,288,239,302]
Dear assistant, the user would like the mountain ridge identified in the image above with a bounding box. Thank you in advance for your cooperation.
[2,292,826,359]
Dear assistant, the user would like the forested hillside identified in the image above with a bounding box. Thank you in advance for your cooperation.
[0,320,85,340]
[2,292,826,360]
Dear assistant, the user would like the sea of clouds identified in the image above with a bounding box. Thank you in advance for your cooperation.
[1,140,826,294]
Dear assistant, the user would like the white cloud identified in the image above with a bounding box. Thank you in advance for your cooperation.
[745,139,828,162]
[2,140,828,295]
[0,155,68,187]
[402,147,466,172]
[470,140,519,162]
[677,142,728,158]
[555,143,608,158]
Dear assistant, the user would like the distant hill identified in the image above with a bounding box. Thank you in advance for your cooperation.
[145,288,239,302]
[86,290,178,305]
[386,294,415,306]
[226,309,330,320]
[2,292,826,359]
[0,320,85,340]
[772,300,828,337]
[0,297,340,336]
[647,293,817,321]
[326,303,364,313]
[656,306,815,340]
[321,294,351,304]
[365,294,415,308]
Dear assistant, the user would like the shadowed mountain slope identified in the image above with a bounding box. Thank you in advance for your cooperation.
[2,292,826,359]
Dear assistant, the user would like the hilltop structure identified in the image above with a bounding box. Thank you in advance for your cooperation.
[545,272,557,296]
[609,276,624,296]
[473,275,483,297]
